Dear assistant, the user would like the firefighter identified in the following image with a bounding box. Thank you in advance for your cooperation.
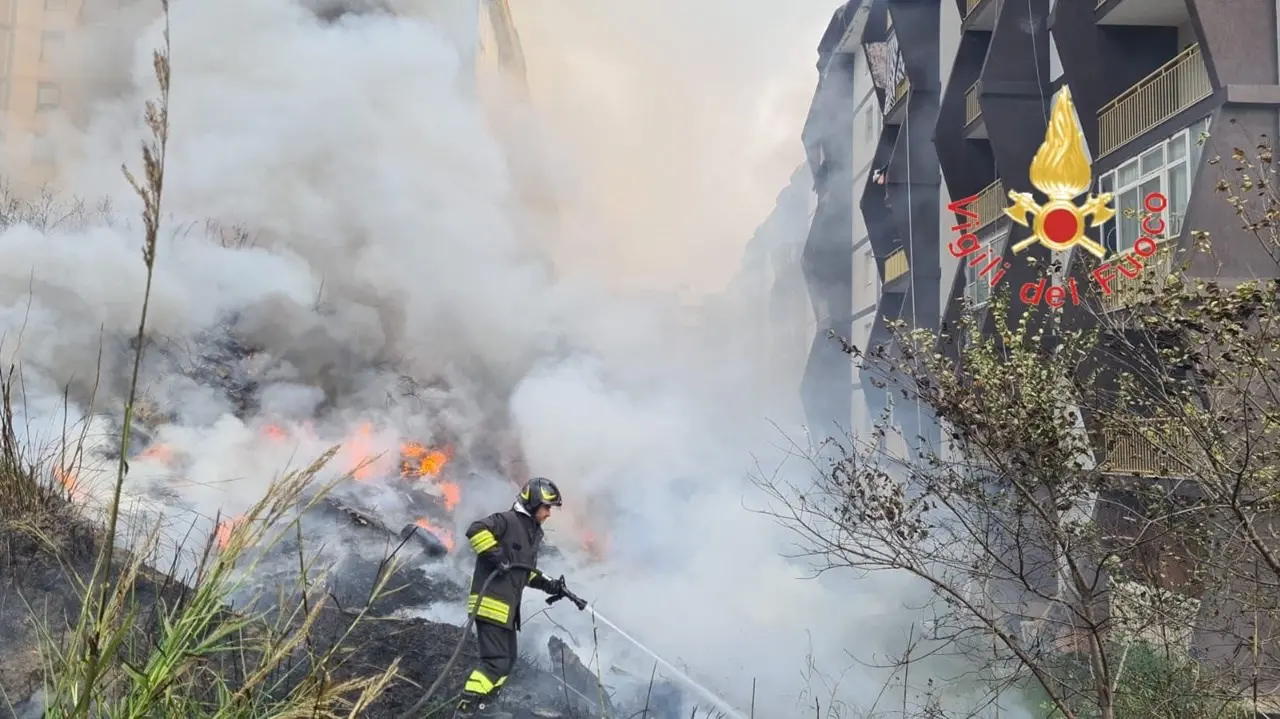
[453,477,575,718]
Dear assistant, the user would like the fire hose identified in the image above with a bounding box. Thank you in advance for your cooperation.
[394,562,587,719]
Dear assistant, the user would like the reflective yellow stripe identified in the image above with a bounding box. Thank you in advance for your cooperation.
[470,529,498,553]
[529,570,539,582]
[466,594,512,624]
[465,669,496,695]
[495,676,507,687]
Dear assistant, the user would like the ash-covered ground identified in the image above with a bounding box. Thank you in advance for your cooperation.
[0,322,685,718]
[0,510,619,719]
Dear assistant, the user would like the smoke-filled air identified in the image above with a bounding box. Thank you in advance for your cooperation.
[0,0,946,715]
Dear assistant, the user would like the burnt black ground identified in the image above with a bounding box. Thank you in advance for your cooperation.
[0,505,616,719]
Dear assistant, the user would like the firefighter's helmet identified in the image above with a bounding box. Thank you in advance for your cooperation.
[519,477,563,513]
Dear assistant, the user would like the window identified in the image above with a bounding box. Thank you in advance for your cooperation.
[863,246,875,288]
[965,228,1009,308]
[36,82,59,110]
[40,31,64,63]
[44,0,65,10]
[864,107,874,143]
[1099,117,1210,254]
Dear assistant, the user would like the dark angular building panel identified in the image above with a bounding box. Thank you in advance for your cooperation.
[800,2,865,439]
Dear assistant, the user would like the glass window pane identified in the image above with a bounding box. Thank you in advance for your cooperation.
[1169,133,1187,161]
[1190,117,1210,166]
[1100,173,1113,194]
[1138,178,1162,242]
[1101,219,1118,255]
[1119,188,1141,250]
[1141,146,1165,175]
[1169,164,1189,237]
[1118,159,1140,187]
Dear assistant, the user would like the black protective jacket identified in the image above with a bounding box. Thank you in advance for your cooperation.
[464,506,558,630]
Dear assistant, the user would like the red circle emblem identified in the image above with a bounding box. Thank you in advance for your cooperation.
[1042,208,1079,244]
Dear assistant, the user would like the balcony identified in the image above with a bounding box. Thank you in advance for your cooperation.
[1099,419,1190,475]
[1097,0,1191,27]
[972,179,1005,231]
[963,0,1000,31]
[884,248,909,283]
[964,80,986,138]
[1098,240,1174,313]
[1098,44,1212,157]
[885,74,910,124]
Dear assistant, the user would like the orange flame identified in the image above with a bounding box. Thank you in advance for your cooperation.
[53,465,78,494]
[401,443,451,477]
[344,423,384,482]
[401,443,459,510]
[263,424,288,441]
[438,481,461,511]
[215,515,247,550]
[139,444,173,463]
[415,516,455,551]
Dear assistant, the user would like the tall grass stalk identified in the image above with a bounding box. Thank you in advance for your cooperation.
[26,3,400,715]
[69,4,173,712]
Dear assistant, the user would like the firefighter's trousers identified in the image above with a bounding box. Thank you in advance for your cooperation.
[460,621,518,703]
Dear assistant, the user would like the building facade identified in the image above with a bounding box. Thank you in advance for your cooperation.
[729,163,819,403]
[801,0,963,449]
[799,0,1280,449]
[0,0,81,190]
[799,0,1280,682]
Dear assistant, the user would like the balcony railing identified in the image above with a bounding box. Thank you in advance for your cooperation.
[885,249,909,283]
[973,179,1005,230]
[887,75,910,114]
[1099,241,1175,313]
[965,80,983,126]
[1098,44,1213,157]
[1100,420,1191,475]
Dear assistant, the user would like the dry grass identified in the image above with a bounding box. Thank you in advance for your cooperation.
[0,3,406,716]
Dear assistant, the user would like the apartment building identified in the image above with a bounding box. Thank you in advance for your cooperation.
[800,0,1280,679]
[936,0,1279,424]
[0,0,81,190]
[798,1,873,439]
[801,0,964,447]
[800,0,1279,439]
[729,163,819,403]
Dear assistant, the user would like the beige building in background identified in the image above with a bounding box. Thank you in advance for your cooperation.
[0,0,83,191]
[0,0,533,196]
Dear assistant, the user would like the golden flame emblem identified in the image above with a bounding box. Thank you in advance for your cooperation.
[1005,87,1114,259]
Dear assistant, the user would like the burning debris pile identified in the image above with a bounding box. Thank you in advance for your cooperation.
[8,324,641,717]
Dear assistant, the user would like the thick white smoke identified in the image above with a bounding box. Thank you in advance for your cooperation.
[0,0,979,715]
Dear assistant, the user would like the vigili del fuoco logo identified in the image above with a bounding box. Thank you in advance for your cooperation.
[947,86,1169,307]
